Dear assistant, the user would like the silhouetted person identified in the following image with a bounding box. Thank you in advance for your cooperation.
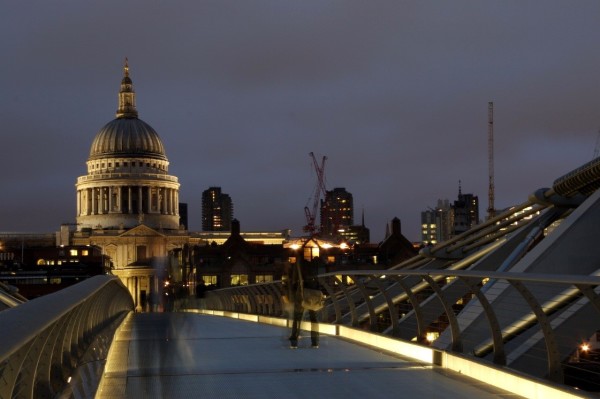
[287,259,319,349]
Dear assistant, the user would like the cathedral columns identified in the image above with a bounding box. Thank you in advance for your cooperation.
[117,186,122,212]
[77,190,81,216]
[128,187,133,214]
[85,188,92,215]
[147,186,152,214]
[171,188,175,214]
[91,188,97,215]
[138,186,143,213]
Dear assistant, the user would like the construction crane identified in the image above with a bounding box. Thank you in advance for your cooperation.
[487,101,495,219]
[303,152,327,236]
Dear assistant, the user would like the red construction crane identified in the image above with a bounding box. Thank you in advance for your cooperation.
[303,152,327,235]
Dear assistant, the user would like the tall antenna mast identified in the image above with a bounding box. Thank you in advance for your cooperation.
[487,101,495,219]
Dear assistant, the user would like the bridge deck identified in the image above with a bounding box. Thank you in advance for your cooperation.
[96,313,520,399]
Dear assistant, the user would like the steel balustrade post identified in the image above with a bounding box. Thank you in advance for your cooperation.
[337,275,358,326]
[230,293,238,312]
[257,284,272,315]
[221,290,232,311]
[48,315,73,395]
[575,284,600,313]
[371,277,399,336]
[61,303,85,376]
[37,315,70,398]
[393,276,427,342]
[218,291,229,311]
[422,275,463,353]
[244,286,258,314]
[253,285,265,315]
[15,324,56,399]
[0,342,33,399]
[355,277,377,330]
[508,280,563,383]
[318,277,340,323]
[267,283,283,316]
[457,277,506,365]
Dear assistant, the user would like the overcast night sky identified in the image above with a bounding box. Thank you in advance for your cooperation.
[2,1,600,242]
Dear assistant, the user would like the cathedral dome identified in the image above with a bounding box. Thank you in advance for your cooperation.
[76,60,180,232]
[89,118,167,161]
[88,59,167,161]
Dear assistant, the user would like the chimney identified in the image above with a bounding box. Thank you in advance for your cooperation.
[231,219,241,236]
[391,217,401,236]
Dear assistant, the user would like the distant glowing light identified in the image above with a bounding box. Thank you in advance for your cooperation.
[426,332,439,343]
[581,343,590,352]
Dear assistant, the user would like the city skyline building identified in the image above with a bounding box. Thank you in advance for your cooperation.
[452,183,480,237]
[420,199,452,245]
[320,187,353,237]
[202,187,233,231]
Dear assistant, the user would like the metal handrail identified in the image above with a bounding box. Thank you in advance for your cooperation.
[201,269,600,387]
[0,275,133,399]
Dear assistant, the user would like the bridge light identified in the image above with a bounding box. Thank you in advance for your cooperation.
[426,332,439,343]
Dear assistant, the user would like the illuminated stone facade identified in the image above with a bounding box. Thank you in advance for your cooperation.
[73,61,186,310]
[75,60,180,231]
[69,61,293,309]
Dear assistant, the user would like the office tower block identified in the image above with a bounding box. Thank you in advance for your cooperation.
[320,187,353,237]
[202,187,233,231]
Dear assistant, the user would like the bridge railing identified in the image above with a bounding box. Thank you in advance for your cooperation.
[0,275,133,399]
[202,270,600,392]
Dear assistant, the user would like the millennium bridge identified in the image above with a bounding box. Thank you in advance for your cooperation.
[2,156,600,398]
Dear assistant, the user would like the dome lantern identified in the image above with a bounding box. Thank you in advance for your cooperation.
[88,60,167,161]
[116,58,138,119]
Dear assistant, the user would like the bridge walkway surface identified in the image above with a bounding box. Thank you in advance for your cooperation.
[96,312,521,399]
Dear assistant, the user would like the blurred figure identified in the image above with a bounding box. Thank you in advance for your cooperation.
[286,260,319,349]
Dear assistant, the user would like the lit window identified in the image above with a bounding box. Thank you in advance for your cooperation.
[201,275,217,285]
[70,249,78,256]
[37,259,46,266]
[255,275,273,283]
[230,274,248,286]
[81,250,89,256]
